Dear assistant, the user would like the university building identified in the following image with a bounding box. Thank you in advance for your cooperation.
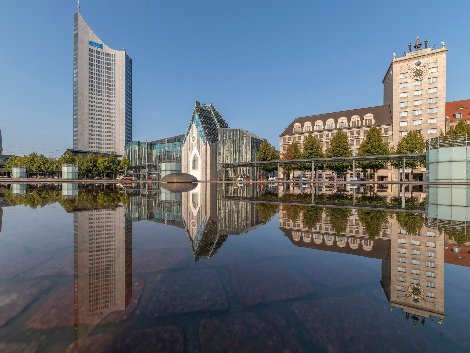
[73,8,132,156]
[280,38,449,161]
[128,101,265,181]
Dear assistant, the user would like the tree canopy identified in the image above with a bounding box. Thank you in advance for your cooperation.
[358,127,390,175]
[446,121,470,137]
[257,141,279,173]
[393,130,426,169]
[326,130,352,175]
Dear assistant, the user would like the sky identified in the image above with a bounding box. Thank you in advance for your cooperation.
[1,0,469,156]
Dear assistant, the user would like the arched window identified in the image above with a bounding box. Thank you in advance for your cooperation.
[293,123,302,134]
[314,120,324,131]
[363,113,375,126]
[350,115,361,128]
[337,117,348,129]
[192,155,198,170]
[326,119,335,130]
[303,122,312,132]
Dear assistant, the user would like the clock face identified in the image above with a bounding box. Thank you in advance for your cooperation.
[407,284,424,302]
[413,68,424,80]
[191,135,197,143]
[415,61,421,66]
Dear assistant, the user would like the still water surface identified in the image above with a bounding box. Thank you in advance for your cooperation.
[0,183,469,353]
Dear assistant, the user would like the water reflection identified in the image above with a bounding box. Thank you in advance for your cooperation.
[0,183,468,352]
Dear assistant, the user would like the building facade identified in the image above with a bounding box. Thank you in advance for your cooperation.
[73,10,132,156]
[384,38,447,146]
[126,135,184,180]
[280,38,448,161]
[445,99,470,130]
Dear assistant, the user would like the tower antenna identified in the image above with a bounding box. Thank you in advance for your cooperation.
[77,0,80,12]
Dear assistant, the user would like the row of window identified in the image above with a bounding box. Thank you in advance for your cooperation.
[399,77,438,89]
[399,108,438,117]
[399,87,438,98]
[399,118,437,127]
[400,98,438,107]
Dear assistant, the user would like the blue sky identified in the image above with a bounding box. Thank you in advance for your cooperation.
[1,0,469,156]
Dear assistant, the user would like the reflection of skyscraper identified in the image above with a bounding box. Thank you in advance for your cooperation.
[0,207,3,233]
[73,207,132,344]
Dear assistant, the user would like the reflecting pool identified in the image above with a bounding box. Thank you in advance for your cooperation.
[0,183,469,353]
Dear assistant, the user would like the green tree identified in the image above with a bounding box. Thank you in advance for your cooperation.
[325,207,351,234]
[358,127,390,179]
[97,154,109,178]
[358,209,389,239]
[392,131,426,179]
[446,121,470,137]
[107,153,120,178]
[119,157,132,174]
[283,204,302,222]
[282,143,301,179]
[395,212,424,235]
[58,151,76,166]
[256,203,279,224]
[301,206,323,230]
[301,134,323,173]
[257,141,279,173]
[326,130,352,176]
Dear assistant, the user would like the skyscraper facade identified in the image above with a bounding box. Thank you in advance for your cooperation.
[73,10,132,156]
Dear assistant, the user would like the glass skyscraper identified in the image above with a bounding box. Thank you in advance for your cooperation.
[73,10,132,156]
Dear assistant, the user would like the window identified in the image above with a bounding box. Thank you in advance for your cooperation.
[400,82,408,89]
[428,97,437,104]
[413,110,422,116]
[400,131,408,137]
[426,271,435,278]
[399,102,408,108]
[428,118,437,124]
[454,113,463,119]
[398,238,407,244]
[411,269,420,275]
[399,72,408,78]
[414,80,422,86]
[426,261,436,268]
[192,155,199,170]
[428,87,438,94]
[400,111,408,117]
[428,67,438,73]
[396,285,406,292]
[397,266,406,273]
[413,100,422,106]
[428,77,438,83]
[398,276,406,282]
[426,241,436,248]
[398,248,407,254]
[413,120,422,126]
[399,121,408,127]
[429,107,437,114]
[400,92,408,98]
[411,249,420,255]
[411,239,421,246]
[398,257,407,263]
[427,251,436,258]
[427,282,435,288]
[411,259,420,265]
[414,90,422,96]
[426,292,435,298]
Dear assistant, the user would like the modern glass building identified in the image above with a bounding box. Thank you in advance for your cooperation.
[73,9,132,156]
[217,128,264,180]
[125,135,184,180]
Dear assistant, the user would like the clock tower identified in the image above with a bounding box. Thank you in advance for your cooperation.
[383,38,447,147]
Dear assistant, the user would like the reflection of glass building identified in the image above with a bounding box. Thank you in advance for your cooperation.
[125,135,184,180]
[74,207,132,344]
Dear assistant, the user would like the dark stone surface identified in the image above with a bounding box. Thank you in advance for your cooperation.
[0,280,52,327]
[134,247,188,274]
[26,284,73,329]
[31,253,74,277]
[230,262,314,307]
[146,269,228,317]
[100,278,144,324]
[199,311,303,353]
[109,327,184,353]
[161,173,197,183]
[0,343,38,353]
[63,334,115,353]
[293,294,440,353]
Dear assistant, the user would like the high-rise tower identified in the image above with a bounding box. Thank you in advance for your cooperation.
[383,38,447,147]
[73,9,132,155]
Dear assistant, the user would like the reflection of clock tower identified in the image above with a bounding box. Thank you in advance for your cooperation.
[383,37,447,147]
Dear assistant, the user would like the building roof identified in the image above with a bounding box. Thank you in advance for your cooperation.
[151,135,185,144]
[280,105,392,137]
[446,99,470,122]
[186,101,229,143]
